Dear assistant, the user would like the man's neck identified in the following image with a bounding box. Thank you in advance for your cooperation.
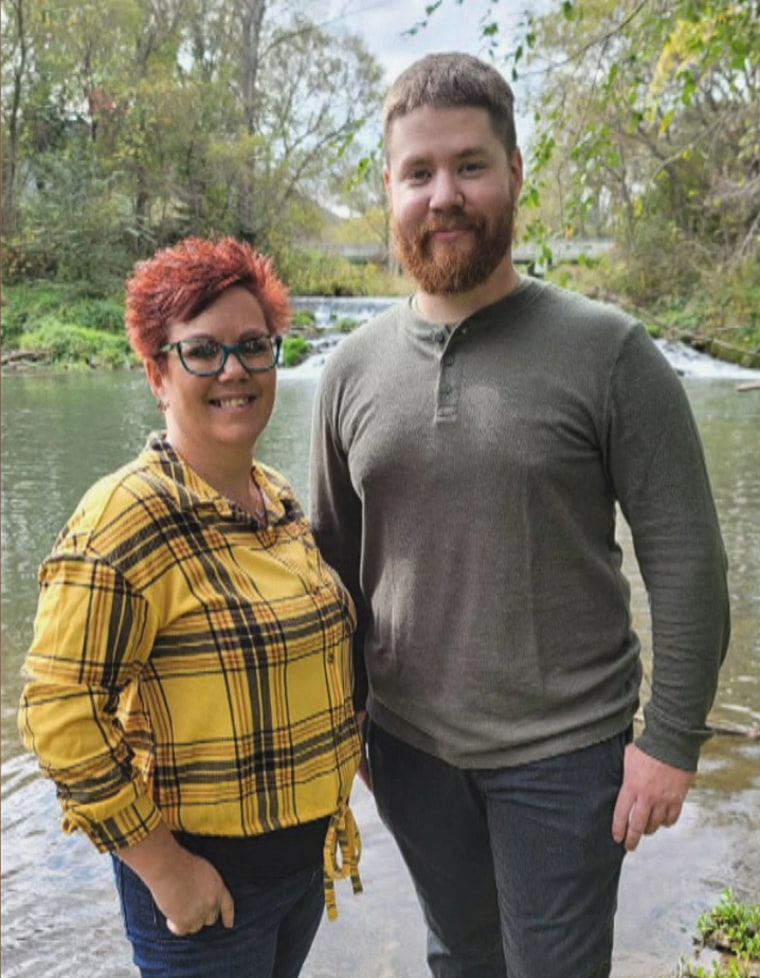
[413,259,523,324]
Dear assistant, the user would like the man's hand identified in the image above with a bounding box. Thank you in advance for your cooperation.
[612,742,695,852]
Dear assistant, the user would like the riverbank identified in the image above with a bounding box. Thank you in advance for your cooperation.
[2,264,759,372]
[2,369,758,978]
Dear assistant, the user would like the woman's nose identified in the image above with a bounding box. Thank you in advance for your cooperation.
[218,349,250,379]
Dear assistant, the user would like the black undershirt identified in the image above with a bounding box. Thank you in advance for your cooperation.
[175,816,330,885]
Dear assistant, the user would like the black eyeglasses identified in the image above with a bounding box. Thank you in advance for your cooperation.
[158,335,282,376]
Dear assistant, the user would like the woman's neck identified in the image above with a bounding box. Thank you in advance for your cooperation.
[165,429,256,507]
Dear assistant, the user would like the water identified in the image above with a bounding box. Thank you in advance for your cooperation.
[2,300,759,977]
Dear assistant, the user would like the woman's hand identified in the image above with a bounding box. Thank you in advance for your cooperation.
[117,823,235,935]
[153,848,235,935]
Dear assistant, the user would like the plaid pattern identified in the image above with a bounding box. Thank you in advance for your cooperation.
[19,433,361,854]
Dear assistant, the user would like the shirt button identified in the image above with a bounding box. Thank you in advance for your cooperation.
[441,385,452,396]
[444,354,455,366]
[435,329,447,344]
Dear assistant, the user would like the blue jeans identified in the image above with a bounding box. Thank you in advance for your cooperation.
[368,721,628,978]
[112,858,324,978]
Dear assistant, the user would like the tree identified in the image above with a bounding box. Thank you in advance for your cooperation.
[520,1,759,262]
[417,0,759,299]
[0,0,385,281]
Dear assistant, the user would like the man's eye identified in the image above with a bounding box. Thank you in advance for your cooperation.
[183,340,220,361]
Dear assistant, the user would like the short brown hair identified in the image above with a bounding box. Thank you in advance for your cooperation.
[125,236,291,361]
[383,52,518,158]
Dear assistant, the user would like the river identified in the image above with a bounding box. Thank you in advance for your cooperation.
[2,298,759,977]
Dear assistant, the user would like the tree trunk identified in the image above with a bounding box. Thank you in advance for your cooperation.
[235,0,267,237]
[1,0,28,234]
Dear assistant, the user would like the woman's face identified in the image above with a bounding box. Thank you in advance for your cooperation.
[145,286,277,466]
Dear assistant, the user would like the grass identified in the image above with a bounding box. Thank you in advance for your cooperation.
[649,891,760,978]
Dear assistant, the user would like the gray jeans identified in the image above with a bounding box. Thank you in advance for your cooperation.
[368,721,628,978]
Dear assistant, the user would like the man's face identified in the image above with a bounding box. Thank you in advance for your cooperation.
[384,105,523,296]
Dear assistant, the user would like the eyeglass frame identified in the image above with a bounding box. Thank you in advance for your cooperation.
[157,334,282,377]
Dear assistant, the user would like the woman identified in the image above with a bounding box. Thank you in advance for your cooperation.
[18,237,363,978]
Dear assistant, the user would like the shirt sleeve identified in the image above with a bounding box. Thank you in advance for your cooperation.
[309,369,369,710]
[604,324,731,770]
[18,549,163,852]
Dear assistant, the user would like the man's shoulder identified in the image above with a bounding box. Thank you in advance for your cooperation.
[321,300,409,374]
[535,280,639,334]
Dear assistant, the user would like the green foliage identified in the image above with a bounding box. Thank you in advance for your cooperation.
[556,249,760,361]
[697,889,760,961]
[651,891,760,978]
[282,336,310,368]
[478,0,760,305]
[680,958,757,978]
[1,232,59,282]
[19,319,135,368]
[2,0,385,279]
[2,282,123,342]
[19,150,135,287]
[74,298,127,334]
[273,245,408,297]
[291,310,317,329]
[335,318,359,333]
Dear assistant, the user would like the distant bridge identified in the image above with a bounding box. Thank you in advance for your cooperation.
[305,238,615,269]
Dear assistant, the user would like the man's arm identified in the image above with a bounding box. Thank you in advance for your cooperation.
[309,370,369,711]
[606,326,730,844]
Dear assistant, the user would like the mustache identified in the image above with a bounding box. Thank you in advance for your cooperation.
[420,210,484,238]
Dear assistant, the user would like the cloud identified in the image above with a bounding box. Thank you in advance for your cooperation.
[322,0,534,142]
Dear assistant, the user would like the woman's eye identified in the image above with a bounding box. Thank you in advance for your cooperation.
[184,341,220,361]
[240,337,268,354]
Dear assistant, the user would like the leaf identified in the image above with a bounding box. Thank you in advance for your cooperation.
[659,109,676,135]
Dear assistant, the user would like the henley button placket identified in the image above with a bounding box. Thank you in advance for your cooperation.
[435,326,464,422]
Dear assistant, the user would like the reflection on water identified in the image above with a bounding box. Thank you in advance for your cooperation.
[2,350,759,978]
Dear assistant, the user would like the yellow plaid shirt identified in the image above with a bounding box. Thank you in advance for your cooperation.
[19,433,362,858]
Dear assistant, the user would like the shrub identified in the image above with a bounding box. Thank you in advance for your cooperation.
[292,310,317,328]
[75,298,126,334]
[334,317,358,333]
[19,319,135,368]
[282,335,310,368]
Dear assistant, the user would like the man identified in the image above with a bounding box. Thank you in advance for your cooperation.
[309,52,730,978]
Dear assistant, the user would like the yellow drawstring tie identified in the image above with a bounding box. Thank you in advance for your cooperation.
[323,801,363,920]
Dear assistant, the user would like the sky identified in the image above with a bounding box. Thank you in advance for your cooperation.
[320,0,537,144]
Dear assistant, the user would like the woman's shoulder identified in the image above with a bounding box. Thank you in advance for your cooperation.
[51,451,178,560]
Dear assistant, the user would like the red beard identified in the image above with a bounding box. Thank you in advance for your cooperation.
[391,203,515,295]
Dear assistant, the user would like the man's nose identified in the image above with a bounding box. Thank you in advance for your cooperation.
[429,171,464,210]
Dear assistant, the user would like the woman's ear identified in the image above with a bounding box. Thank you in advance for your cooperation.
[144,357,167,409]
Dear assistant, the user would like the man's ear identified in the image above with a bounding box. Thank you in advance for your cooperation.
[510,148,524,194]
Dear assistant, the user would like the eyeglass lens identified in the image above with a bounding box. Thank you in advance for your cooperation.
[179,337,277,374]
